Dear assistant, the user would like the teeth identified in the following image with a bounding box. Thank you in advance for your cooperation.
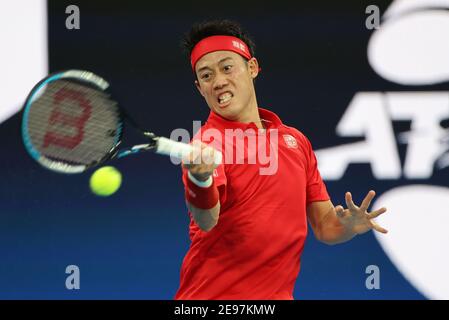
[218,92,233,104]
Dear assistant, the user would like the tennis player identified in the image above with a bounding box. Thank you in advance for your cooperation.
[175,20,388,300]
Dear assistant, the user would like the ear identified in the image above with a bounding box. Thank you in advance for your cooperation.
[247,57,260,79]
[195,80,205,97]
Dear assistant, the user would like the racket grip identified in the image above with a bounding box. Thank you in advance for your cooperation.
[155,137,222,165]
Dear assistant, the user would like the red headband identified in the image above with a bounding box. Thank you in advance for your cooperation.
[190,35,253,71]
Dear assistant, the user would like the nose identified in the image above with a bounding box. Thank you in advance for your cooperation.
[213,72,229,90]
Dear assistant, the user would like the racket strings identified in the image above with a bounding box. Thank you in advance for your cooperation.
[29,87,117,142]
[29,83,117,143]
[25,80,122,167]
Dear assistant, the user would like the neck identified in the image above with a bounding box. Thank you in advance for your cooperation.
[235,96,264,129]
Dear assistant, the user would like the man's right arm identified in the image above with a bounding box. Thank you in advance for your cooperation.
[182,142,221,232]
[187,194,220,232]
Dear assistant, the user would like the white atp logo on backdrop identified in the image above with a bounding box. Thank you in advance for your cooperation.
[316,0,449,299]
[0,1,48,125]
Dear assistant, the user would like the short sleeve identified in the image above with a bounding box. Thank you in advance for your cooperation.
[303,135,330,205]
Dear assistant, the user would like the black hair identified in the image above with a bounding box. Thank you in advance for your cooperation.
[181,19,256,59]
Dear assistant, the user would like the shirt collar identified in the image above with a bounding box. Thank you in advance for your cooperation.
[205,107,283,130]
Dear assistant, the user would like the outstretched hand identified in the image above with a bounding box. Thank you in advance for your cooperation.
[335,190,388,235]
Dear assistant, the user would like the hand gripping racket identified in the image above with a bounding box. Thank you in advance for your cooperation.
[21,70,221,173]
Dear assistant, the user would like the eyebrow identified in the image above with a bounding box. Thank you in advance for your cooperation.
[197,57,234,73]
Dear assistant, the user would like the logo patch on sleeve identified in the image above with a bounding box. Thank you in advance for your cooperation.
[283,135,298,148]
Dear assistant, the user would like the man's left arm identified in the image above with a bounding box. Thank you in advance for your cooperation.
[306,190,388,245]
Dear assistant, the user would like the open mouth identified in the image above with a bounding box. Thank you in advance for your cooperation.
[217,92,233,106]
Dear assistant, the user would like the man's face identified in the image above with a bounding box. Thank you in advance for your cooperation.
[194,51,259,121]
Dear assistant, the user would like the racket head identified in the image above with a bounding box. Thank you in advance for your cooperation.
[21,70,124,173]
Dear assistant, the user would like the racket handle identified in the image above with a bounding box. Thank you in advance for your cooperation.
[155,137,222,165]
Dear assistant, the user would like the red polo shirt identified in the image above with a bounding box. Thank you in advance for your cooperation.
[175,108,329,300]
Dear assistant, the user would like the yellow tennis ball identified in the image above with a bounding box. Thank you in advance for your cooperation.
[89,166,122,197]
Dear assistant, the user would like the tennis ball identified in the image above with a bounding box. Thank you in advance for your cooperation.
[89,166,122,197]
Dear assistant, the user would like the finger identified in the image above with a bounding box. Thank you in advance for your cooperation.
[335,205,350,219]
[202,146,217,167]
[368,207,387,219]
[181,150,194,167]
[371,221,388,234]
[345,192,357,211]
[191,139,202,147]
[200,142,210,150]
[335,205,345,218]
[190,141,202,164]
[360,190,376,212]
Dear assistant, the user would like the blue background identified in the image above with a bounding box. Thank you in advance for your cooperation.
[2,0,444,299]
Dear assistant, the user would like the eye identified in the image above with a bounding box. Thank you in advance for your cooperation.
[200,72,211,81]
[223,65,233,72]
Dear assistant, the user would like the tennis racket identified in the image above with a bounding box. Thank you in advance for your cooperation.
[21,69,221,174]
